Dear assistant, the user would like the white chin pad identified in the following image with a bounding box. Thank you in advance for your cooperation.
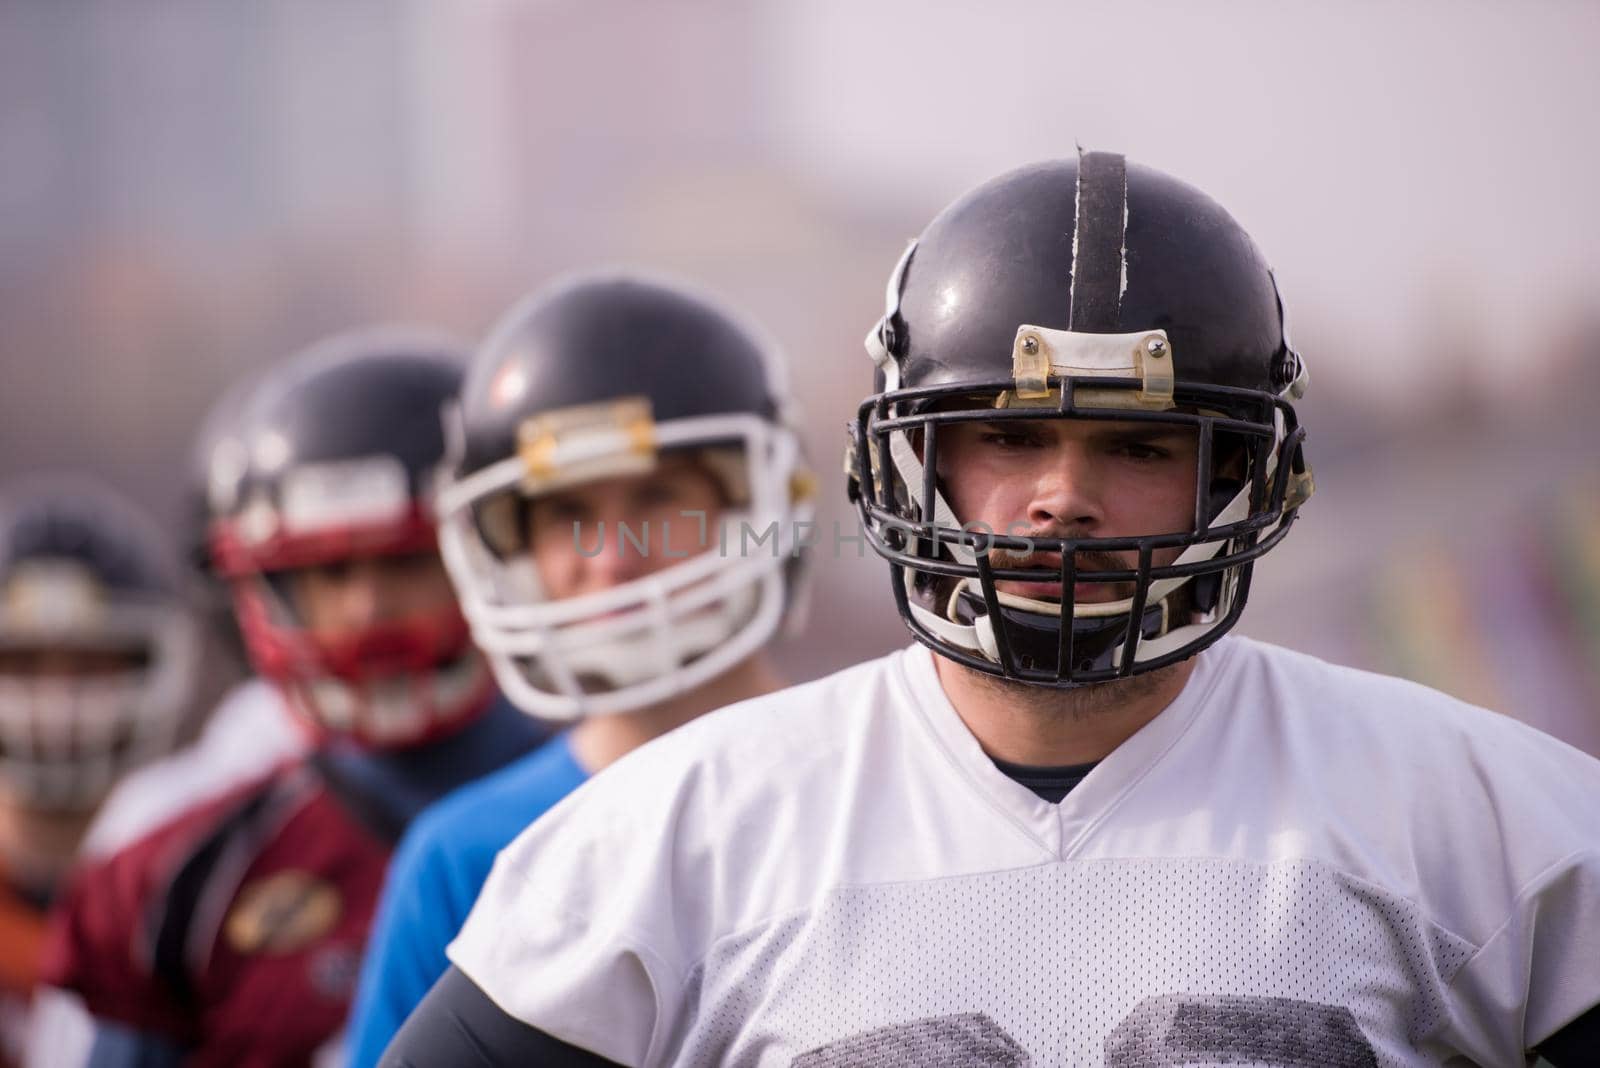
[538,582,757,690]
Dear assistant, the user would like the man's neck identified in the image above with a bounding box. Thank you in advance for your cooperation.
[568,655,784,774]
[933,654,1197,766]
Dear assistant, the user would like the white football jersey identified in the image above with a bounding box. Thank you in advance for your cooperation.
[451,639,1600,1067]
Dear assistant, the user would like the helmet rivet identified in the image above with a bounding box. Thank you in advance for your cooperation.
[1146,337,1167,358]
[1021,335,1040,355]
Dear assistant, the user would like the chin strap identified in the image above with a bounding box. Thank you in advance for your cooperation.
[864,240,917,379]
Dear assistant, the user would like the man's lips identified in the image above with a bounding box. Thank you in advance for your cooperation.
[1002,577,1127,603]
[988,554,1130,603]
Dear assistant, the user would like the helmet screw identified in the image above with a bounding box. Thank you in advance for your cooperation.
[1146,337,1167,358]
[1021,335,1040,355]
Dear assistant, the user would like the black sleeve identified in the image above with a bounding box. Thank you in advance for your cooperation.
[1535,1002,1600,1067]
[379,965,625,1068]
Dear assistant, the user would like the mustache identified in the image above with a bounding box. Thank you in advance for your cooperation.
[987,542,1125,573]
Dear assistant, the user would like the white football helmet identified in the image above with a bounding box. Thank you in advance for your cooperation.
[436,272,813,720]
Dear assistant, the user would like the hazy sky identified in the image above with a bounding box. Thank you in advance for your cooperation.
[0,0,1593,722]
[767,0,1600,401]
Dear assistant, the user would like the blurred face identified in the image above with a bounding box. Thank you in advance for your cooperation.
[526,454,726,600]
[0,644,150,820]
[936,417,1200,603]
[286,552,457,638]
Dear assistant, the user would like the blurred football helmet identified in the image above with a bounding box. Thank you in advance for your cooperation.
[0,481,197,810]
[184,371,261,674]
[208,328,494,747]
[437,272,812,720]
[850,151,1313,687]
[188,371,261,579]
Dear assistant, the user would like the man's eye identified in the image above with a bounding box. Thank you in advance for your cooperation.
[635,482,687,508]
[979,430,1038,449]
[1112,441,1171,461]
[538,499,587,523]
[308,560,354,582]
[389,551,441,577]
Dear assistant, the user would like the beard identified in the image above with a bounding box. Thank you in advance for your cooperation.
[953,652,1187,722]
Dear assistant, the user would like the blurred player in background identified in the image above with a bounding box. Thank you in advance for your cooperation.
[387,153,1600,1065]
[39,329,549,1066]
[24,378,311,1066]
[346,273,813,1066]
[0,481,197,1067]
[76,372,307,860]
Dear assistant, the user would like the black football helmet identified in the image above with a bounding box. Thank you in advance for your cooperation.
[0,480,197,809]
[436,271,811,720]
[208,328,494,746]
[850,151,1313,687]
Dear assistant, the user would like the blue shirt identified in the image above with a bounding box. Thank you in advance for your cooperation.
[318,695,550,839]
[344,731,589,1068]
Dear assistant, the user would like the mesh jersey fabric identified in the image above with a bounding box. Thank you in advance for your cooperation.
[450,639,1600,1067]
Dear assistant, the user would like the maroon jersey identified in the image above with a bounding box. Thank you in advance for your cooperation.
[42,759,390,1067]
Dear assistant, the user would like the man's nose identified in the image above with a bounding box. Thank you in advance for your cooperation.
[1026,448,1105,533]
[582,518,652,587]
[334,563,395,629]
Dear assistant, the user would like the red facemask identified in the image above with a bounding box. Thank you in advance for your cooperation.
[213,507,495,749]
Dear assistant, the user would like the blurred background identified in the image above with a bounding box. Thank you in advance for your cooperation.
[1,0,1596,752]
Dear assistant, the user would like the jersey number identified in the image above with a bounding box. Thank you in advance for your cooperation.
[793,994,1378,1067]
